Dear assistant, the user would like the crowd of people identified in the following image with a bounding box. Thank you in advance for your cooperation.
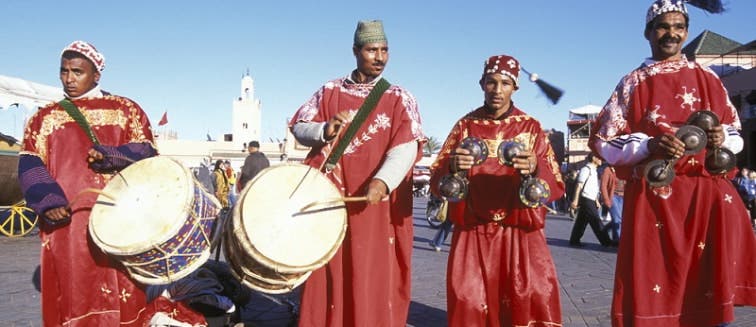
[16,0,755,326]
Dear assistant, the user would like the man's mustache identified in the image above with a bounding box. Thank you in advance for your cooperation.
[659,36,681,44]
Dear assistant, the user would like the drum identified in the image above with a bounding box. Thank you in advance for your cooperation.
[224,163,347,294]
[89,156,221,285]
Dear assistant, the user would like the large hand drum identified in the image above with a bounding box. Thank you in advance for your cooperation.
[89,156,221,285]
[225,163,347,294]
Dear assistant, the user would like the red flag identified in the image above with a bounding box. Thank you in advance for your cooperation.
[158,111,168,126]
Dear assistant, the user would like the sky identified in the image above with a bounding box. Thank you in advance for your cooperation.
[1,0,754,143]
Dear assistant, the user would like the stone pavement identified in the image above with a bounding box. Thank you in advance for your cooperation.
[1,197,754,326]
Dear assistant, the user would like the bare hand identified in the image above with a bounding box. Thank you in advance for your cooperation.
[451,147,475,172]
[365,179,388,204]
[648,133,686,159]
[706,125,725,148]
[45,206,70,220]
[87,149,104,163]
[512,150,537,175]
[324,111,351,140]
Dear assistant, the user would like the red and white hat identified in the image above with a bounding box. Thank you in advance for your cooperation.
[483,55,520,86]
[61,40,105,72]
[646,0,688,24]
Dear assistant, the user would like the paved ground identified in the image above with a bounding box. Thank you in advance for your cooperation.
[1,198,754,326]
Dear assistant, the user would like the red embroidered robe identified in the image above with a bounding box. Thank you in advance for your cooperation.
[22,95,156,326]
[591,57,756,327]
[429,105,565,327]
[289,77,423,327]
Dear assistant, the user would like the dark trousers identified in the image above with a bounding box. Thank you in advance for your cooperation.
[569,196,612,246]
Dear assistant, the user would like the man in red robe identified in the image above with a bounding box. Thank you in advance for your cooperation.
[590,1,756,326]
[289,20,424,326]
[429,54,564,327]
[18,40,158,326]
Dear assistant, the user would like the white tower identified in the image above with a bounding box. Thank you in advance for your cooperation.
[232,69,262,149]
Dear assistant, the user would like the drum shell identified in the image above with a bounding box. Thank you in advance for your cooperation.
[223,164,347,294]
[89,156,221,285]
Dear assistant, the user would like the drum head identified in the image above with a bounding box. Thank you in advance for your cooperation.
[90,156,197,255]
[236,164,347,272]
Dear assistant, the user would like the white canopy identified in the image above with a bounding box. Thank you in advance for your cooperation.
[0,75,62,110]
[0,75,63,139]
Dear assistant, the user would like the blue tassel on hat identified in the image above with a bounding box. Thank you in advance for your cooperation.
[686,0,725,13]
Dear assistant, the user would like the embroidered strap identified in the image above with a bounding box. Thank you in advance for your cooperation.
[324,78,391,171]
[59,99,100,145]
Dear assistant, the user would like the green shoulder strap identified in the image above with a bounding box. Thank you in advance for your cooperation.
[324,78,391,171]
[59,99,100,145]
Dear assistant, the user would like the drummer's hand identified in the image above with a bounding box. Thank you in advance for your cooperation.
[87,149,104,163]
[451,147,474,172]
[512,151,537,175]
[324,111,351,140]
[648,133,686,160]
[365,179,388,205]
[45,206,70,220]
[705,125,725,148]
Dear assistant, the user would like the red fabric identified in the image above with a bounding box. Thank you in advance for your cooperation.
[143,296,207,326]
[600,167,618,207]
[22,95,156,326]
[429,105,565,326]
[591,58,756,326]
[158,111,168,126]
[289,77,423,327]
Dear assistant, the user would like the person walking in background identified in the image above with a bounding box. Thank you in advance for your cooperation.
[212,159,230,208]
[289,20,424,326]
[428,203,452,252]
[591,1,756,325]
[568,153,613,247]
[18,40,157,326]
[429,54,564,326]
[237,140,270,192]
[600,164,624,243]
[224,160,237,206]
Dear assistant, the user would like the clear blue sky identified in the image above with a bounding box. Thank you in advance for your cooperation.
[1,1,754,142]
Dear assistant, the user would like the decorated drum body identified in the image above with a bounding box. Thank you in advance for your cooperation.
[89,156,220,285]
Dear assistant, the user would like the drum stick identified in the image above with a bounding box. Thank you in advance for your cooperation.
[69,187,118,208]
[297,196,368,213]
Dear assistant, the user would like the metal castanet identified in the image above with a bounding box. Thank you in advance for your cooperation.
[644,159,677,187]
[438,137,488,202]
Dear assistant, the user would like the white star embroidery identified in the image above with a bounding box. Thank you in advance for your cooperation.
[100,285,112,295]
[653,284,661,293]
[675,86,700,111]
[647,105,665,125]
[724,194,733,203]
[120,289,132,303]
[507,59,517,69]
[687,157,699,166]
[698,242,706,250]
[656,221,664,229]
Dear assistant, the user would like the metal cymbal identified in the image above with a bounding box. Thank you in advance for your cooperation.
[497,141,525,166]
[675,125,707,155]
[644,159,676,187]
[460,137,489,166]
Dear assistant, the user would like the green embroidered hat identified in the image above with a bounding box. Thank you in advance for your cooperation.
[354,20,387,47]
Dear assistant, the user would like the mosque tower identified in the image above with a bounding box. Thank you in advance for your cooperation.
[231,69,262,149]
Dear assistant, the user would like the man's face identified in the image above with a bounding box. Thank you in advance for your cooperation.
[353,42,389,80]
[481,73,517,112]
[645,12,688,61]
[60,56,100,97]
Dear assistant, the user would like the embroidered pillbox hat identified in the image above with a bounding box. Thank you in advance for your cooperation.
[646,0,688,24]
[354,20,388,47]
[482,54,520,86]
[61,40,105,72]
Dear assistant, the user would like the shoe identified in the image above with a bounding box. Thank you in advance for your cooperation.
[568,241,584,247]
[428,241,441,252]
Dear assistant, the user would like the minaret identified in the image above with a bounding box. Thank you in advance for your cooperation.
[232,69,262,149]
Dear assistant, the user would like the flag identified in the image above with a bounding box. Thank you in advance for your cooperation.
[158,111,168,126]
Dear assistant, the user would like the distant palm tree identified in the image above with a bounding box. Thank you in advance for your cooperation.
[424,136,442,155]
